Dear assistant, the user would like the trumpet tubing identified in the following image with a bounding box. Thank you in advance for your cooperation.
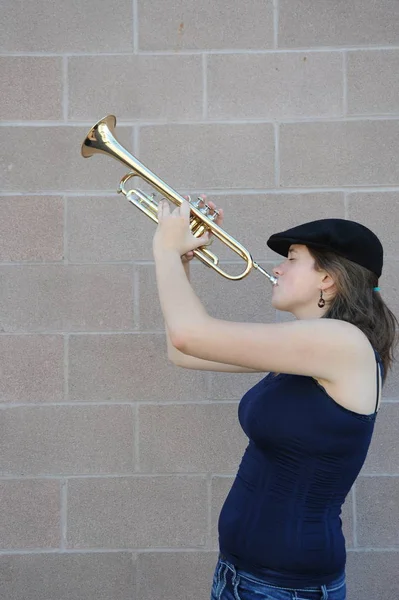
[81,115,277,284]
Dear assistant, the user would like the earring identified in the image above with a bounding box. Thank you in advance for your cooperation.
[318,290,325,308]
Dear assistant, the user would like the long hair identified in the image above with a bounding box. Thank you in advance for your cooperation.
[308,247,398,383]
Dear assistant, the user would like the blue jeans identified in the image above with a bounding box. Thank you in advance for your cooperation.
[210,554,346,600]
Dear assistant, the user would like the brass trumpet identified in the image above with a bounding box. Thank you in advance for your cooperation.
[81,115,277,284]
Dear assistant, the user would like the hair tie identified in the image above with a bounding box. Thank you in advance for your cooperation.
[373,287,380,292]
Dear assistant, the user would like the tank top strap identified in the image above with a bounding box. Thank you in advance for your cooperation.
[373,349,383,414]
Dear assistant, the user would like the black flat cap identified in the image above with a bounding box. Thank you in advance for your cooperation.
[267,218,383,278]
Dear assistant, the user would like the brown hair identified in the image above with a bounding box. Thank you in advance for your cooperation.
[308,247,398,383]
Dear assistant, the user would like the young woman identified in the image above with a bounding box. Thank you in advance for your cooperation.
[153,197,398,600]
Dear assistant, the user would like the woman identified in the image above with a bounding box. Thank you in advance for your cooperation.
[153,197,398,600]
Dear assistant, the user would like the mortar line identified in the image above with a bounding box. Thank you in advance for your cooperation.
[206,372,212,402]
[352,483,358,547]
[133,0,138,53]
[64,334,69,403]
[3,115,399,127]
[344,192,350,219]
[62,56,69,122]
[0,471,397,481]
[63,195,69,265]
[207,474,213,550]
[3,187,399,198]
[0,400,243,409]
[0,255,398,267]
[273,0,279,49]
[342,51,348,115]
[274,123,280,188]
[132,263,140,330]
[1,398,396,408]
[202,53,208,120]
[60,479,68,549]
[134,403,140,473]
[1,327,398,338]
[0,396,399,406]
[3,46,399,57]
[133,124,140,156]
[1,547,396,555]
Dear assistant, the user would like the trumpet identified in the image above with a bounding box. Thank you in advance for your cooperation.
[81,115,277,284]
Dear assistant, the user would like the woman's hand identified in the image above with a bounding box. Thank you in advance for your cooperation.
[182,196,224,262]
[153,194,224,260]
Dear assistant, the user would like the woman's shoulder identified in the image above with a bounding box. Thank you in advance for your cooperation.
[314,329,382,416]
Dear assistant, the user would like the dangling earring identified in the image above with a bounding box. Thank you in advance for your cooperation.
[318,290,325,308]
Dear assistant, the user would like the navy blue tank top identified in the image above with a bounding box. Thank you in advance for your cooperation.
[218,349,383,587]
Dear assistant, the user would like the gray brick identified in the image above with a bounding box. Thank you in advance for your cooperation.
[67,196,155,262]
[68,334,208,402]
[0,335,64,403]
[139,124,275,190]
[0,0,133,52]
[211,476,234,550]
[0,553,135,600]
[279,0,399,48]
[280,121,399,187]
[347,50,399,115]
[378,261,399,324]
[138,0,274,50]
[0,126,133,193]
[69,55,202,122]
[137,552,218,600]
[67,476,207,548]
[341,490,354,549]
[382,365,399,400]
[348,192,399,258]
[0,406,135,476]
[0,196,63,262]
[139,403,247,473]
[209,370,266,401]
[346,551,399,600]
[0,265,133,332]
[362,404,399,474]
[356,476,399,547]
[0,479,60,548]
[0,57,62,120]
[208,53,343,119]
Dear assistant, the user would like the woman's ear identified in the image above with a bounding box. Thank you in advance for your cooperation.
[321,273,337,295]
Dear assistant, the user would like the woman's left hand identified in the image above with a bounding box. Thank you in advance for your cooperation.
[153,198,211,257]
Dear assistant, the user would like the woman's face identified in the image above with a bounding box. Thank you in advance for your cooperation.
[271,244,328,318]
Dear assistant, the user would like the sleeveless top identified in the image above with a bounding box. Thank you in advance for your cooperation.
[218,349,383,587]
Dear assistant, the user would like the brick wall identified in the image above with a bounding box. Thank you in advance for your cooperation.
[1,1,399,599]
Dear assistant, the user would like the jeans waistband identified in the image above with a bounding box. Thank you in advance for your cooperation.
[218,552,346,592]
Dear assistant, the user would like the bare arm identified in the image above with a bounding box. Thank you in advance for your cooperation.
[166,260,261,372]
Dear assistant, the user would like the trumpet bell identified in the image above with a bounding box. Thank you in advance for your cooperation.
[81,115,117,159]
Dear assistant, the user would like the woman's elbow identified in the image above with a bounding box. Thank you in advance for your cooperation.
[170,331,190,354]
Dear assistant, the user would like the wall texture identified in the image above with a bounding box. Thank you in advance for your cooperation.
[1,1,399,599]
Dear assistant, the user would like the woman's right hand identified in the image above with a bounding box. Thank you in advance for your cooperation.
[181,195,224,263]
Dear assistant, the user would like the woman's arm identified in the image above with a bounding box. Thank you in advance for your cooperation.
[155,246,367,381]
[165,260,261,373]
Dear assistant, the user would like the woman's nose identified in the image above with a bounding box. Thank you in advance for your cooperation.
[272,264,283,276]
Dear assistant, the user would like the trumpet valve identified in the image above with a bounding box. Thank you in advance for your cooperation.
[190,197,202,208]
[205,209,218,221]
[190,196,219,221]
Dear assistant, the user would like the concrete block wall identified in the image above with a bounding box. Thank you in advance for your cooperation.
[1,1,399,598]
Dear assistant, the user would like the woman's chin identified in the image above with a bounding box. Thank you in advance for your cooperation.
[271,296,282,310]
[271,294,290,312]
